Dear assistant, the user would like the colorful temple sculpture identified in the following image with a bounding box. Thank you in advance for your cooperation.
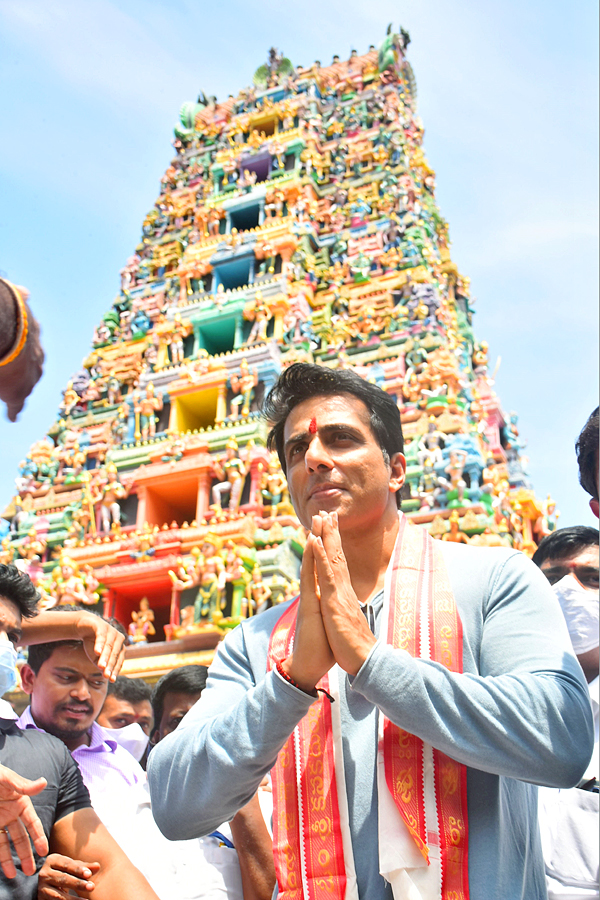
[1,28,558,682]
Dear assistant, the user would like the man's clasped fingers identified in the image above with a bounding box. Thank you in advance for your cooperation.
[312,512,356,604]
[311,511,377,676]
[286,533,335,692]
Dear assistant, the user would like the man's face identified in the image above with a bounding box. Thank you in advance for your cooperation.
[282,393,405,532]
[0,596,23,648]
[21,644,108,750]
[540,544,599,591]
[157,690,201,741]
[97,695,154,736]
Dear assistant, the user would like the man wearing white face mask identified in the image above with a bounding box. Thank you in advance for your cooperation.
[533,526,599,900]
[97,676,153,765]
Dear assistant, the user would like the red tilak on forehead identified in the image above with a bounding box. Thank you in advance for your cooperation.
[309,417,317,434]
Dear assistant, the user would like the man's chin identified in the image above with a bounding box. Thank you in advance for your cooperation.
[47,718,93,743]
[299,502,340,530]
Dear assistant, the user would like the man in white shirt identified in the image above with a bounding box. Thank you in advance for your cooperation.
[148,665,275,900]
[533,526,599,899]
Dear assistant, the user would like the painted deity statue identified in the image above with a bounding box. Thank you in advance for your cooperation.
[53,556,99,606]
[229,359,259,419]
[223,541,251,619]
[168,314,189,366]
[194,535,226,622]
[418,459,441,510]
[59,382,80,418]
[129,597,156,644]
[135,383,163,440]
[417,418,446,468]
[441,510,469,544]
[212,439,248,511]
[92,464,127,534]
[245,564,272,617]
[19,528,46,564]
[260,455,288,517]
[444,449,468,490]
[245,292,272,345]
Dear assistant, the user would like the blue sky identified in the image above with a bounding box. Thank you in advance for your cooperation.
[0,0,598,528]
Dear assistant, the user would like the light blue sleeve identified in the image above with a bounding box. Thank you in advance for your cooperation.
[147,610,314,841]
[351,548,594,787]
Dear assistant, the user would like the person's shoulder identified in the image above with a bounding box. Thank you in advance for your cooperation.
[436,537,526,595]
[438,539,544,582]
[436,535,553,613]
[437,540,521,569]
[7,722,67,752]
[0,724,74,779]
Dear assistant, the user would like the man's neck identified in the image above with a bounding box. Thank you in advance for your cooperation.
[63,731,91,752]
[341,509,400,605]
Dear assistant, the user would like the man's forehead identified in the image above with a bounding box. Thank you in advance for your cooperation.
[45,643,104,676]
[541,545,599,568]
[284,393,370,437]
[105,695,152,714]
[104,695,136,712]
[0,596,21,627]
[163,690,201,714]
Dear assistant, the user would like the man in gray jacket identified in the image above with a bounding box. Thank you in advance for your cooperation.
[149,363,593,900]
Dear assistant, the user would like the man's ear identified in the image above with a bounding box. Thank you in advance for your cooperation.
[19,663,36,696]
[590,497,599,519]
[389,452,406,495]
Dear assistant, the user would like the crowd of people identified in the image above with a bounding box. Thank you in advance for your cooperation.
[0,296,598,900]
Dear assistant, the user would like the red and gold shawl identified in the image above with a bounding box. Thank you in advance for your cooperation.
[267,516,469,900]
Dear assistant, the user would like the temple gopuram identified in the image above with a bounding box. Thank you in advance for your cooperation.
[1,28,557,686]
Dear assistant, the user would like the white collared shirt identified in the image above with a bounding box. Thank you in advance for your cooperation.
[17,706,245,900]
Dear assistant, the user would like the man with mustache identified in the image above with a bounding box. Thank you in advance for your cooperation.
[0,564,158,899]
[17,616,165,897]
[149,363,594,900]
[19,630,144,810]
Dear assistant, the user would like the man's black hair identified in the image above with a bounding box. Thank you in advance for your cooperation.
[532,526,599,568]
[0,279,20,359]
[576,407,599,500]
[151,664,208,728]
[106,675,152,704]
[0,564,40,619]
[26,604,122,674]
[263,363,404,507]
